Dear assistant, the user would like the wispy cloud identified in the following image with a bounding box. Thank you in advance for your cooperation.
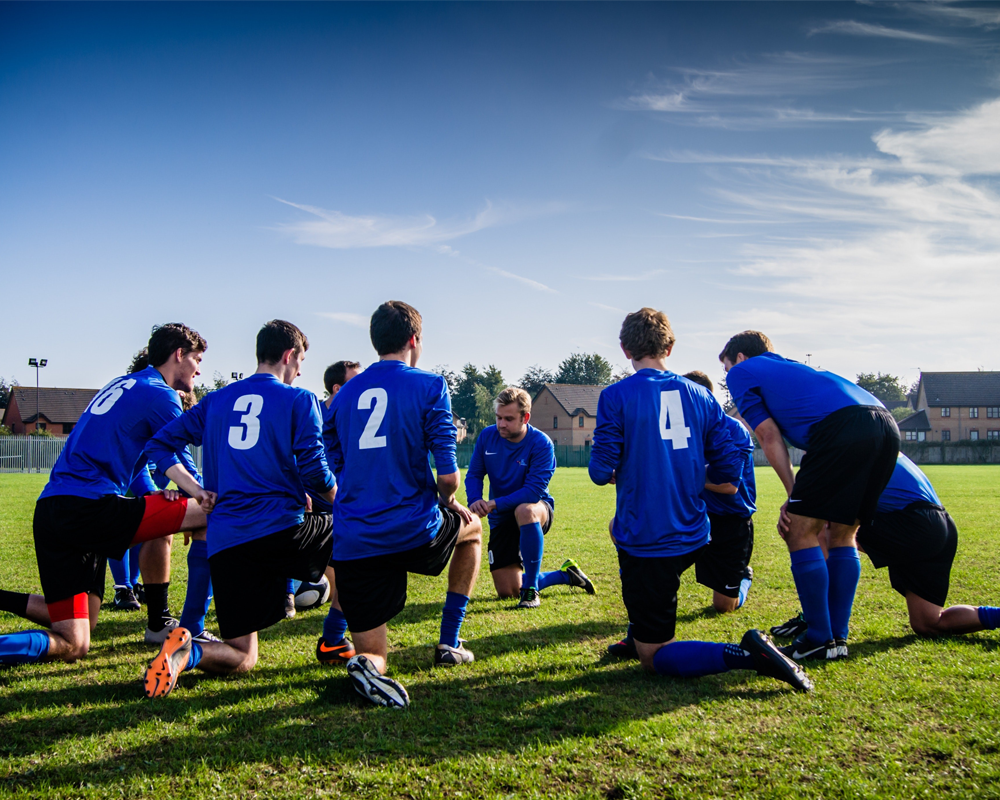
[906,2,1000,30]
[809,20,959,45]
[579,270,665,282]
[481,265,557,294]
[588,301,627,314]
[316,312,369,328]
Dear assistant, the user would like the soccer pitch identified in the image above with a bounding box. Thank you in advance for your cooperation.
[2,467,1000,799]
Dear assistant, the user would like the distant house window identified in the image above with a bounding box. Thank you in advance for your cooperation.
[941,429,951,441]
[988,430,999,440]
[970,407,979,419]
[37,422,46,431]
[988,407,1000,418]
[970,430,979,441]
[62,423,74,434]
[553,417,558,429]
[578,415,584,427]
[905,431,924,441]
[941,407,951,418]
[919,431,926,442]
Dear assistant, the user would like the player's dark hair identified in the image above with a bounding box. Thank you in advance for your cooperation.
[148,324,207,368]
[257,320,309,365]
[719,331,773,364]
[323,361,361,395]
[370,301,422,356]
[683,371,714,393]
[128,347,150,374]
[619,307,675,360]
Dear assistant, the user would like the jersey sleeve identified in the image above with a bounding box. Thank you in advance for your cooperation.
[726,364,771,432]
[702,401,743,486]
[129,463,158,496]
[426,376,458,475]
[145,400,208,478]
[464,435,487,505]
[589,388,622,485]
[494,434,556,513]
[293,392,336,495]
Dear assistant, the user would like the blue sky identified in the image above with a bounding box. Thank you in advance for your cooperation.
[2,2,999,397]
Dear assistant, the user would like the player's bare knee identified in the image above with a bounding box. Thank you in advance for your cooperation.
[713,596,738,614]
[234,651,258,673]
[514,503,543,526]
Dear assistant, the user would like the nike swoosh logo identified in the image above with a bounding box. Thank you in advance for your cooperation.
[486,451,497,455]
[787,499,802,503]
[725,584,740,590]
[318,641,345,653]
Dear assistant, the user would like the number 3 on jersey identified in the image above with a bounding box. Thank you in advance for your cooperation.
[358,388,388,449]
[659,390,691,449]
[228,394,264,450]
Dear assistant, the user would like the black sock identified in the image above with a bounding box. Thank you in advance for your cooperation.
[144,583,170,630]
[0,590,30,619]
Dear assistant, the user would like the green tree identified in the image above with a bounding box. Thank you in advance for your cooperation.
[519,365,556,398]
[0,376,16,410]
[193,371,230,402]
[0,424,12,436]
[891,406,915,423]
[856,372,907,406]
[555,353,613,386]
[450,364,506,439]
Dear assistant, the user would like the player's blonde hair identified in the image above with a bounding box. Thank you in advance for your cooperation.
[494,386,532,418]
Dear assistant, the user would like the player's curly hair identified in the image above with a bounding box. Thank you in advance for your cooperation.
[257,320,309,365]
[718,331,773,364]
[370,301,422,356]
[494,386,531,418]
[148,324,207,368]
[128,348,149,374]
[619,308,675,360]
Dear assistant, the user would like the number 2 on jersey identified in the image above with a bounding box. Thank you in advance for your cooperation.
[358,388,388,449]
[228,394,264,450]
[659,390,691,449]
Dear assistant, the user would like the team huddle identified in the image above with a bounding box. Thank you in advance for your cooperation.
[1,302,998,708]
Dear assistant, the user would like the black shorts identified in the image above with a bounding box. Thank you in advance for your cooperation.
[695,513,754,598]
[487,501,554,572]
[209,513,333,640]
[332,508,463,633]
[617,547,699,644]
[790,405,900,526]
[33,494,147,604]
[857,503,957,607]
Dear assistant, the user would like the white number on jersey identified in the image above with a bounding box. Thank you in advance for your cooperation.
[89,378,137,416]
[358,388,388,450]
[228,394,264,450]
[659,390,691,450]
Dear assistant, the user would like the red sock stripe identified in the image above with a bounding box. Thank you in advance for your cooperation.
[48,593,90,622]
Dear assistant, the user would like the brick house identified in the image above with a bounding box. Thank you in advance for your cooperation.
[910,372,1000,442]
[2,386,99,436]
[531,383,605,446]
[897,409,931,442]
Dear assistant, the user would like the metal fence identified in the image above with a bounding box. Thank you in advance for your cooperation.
[452,442,595,469]
[0,435,67,473]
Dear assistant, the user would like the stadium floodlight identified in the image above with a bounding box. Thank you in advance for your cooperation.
[28,357,48,432]
[231,372,243,381]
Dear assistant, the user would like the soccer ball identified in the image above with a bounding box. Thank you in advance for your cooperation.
[294,574,331,610]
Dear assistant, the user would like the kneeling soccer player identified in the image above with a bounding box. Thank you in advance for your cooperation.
[466,386,595,609]
[142,320,337,698]
[771,454,1000,640]
[0,324,211,668]
[589,308,811,692]
[326,301,482,708]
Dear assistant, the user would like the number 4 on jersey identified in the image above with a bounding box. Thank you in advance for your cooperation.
[659,390,691,449]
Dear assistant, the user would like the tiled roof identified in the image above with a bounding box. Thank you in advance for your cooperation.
[543,384,605,416]
[919,372,1000,407]
[897,409,931,431]
[8,386,99,424]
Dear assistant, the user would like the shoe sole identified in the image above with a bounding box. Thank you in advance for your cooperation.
[144,622,180,645]
[743,630,813,693]
[144,627,192,699]
[347,658,409,708]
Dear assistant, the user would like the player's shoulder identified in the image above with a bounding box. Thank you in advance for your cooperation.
[525,424,554,451]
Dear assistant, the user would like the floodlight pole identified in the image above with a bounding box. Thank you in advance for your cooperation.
[27,357,47,472]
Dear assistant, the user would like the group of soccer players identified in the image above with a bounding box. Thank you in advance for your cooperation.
[1,303,998,708]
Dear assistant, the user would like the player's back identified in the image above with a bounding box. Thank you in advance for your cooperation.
[327,359,456,560]
[42,366,181,500]
[726,352,882,450]
[196,373,331,554]
[308,400,337,514]
[877,454,941,512]
[590,369,742,556]
[703,414,756,517]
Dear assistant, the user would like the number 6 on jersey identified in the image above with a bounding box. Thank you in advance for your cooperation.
[659,390,691,449]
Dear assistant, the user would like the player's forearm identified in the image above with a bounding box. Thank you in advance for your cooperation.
[437,471,461,503]
[705,482,739,495]
[164,463,204,498]
[755,420,795,496]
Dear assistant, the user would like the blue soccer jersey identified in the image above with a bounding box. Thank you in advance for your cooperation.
[725,352,882,450]
[465,424,555,527]
[325,359,458,561]
[130,446,202,497]
[877,454,941,513]
[145,373,335,557]
[307,399,337,514]
[703,414,756,518]
[41,366,183,501]
[589,369,743,557]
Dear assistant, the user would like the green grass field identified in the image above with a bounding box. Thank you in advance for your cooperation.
[2,467,1000,799]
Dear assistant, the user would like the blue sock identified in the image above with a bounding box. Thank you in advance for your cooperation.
[109,555,130,588]
[652,641,728,677]
[185,641,203,672]
[790,547,833,644]
[737,573,752,609]
[978,606,1000,630]
[827,546,862,640]
[322,606,349,643]
[537,570,569,590]
[0,630,50,665]
[519,523,544,590]
[128,543,143,586]
[179,540,212,636]
[289,579,302,594]
[439,591,469,649]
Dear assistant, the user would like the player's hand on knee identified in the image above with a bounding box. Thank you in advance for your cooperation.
[777,501,792,539]
[441,497,474,525]
[469,500,491,518]
[194,489,218,513]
